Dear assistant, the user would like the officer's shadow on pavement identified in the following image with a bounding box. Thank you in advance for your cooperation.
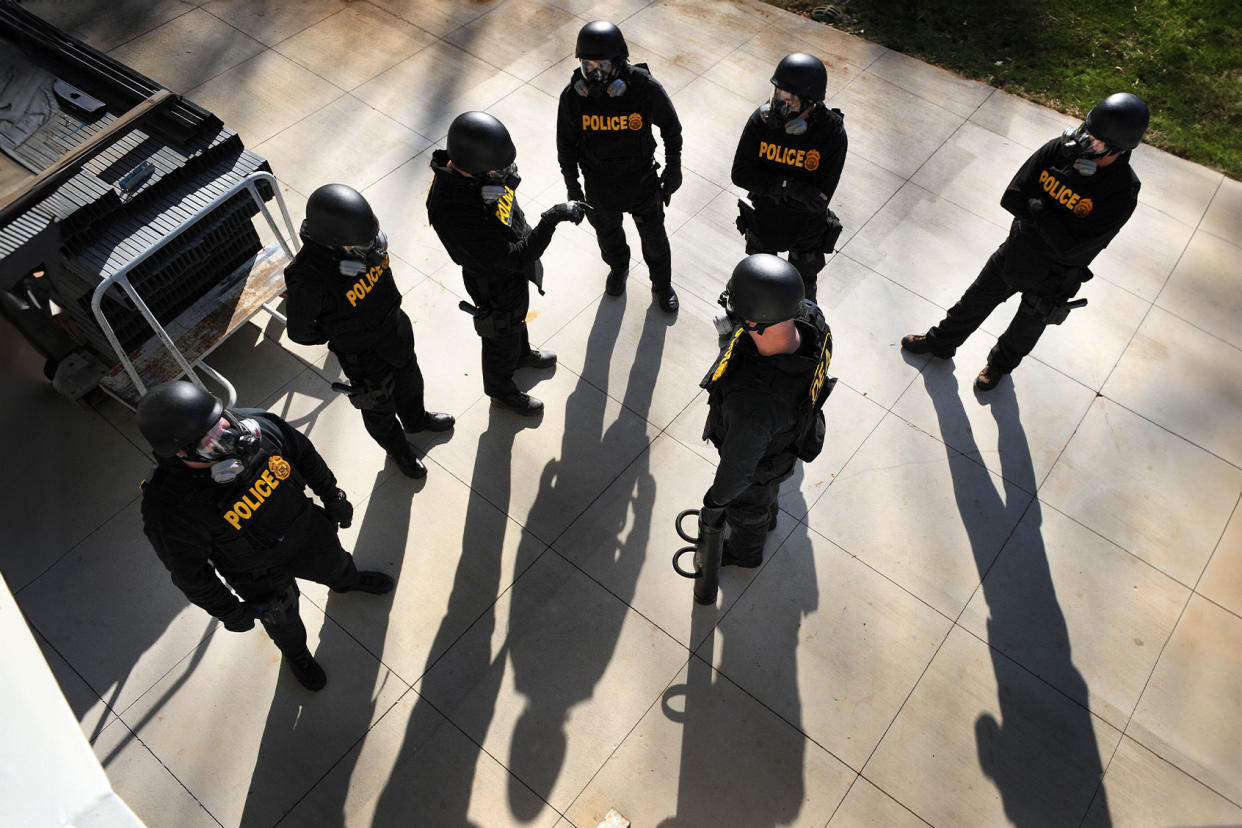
[659,464,816,827]
[920,368,1113,826]
[237,463,412,827]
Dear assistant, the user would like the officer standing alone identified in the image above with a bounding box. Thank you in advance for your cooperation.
[731,53,847,305]
[699,254,834,572]
[137,381,395,691]
[426,111,588,417]
[557,20,683,312]
[901,93,1148,391]
[284,184,453,479]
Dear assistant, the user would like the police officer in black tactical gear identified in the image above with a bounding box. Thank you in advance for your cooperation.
[902,92,1147,391]
[557,20,684,313]
[427,110,589,417]
[137,381,395,692]
[284,184,453,479]
[699,254,835,571]
[730,53,847,306]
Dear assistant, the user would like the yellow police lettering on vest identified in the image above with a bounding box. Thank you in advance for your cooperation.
[759,141,809,169]
[581,114,637,131]
[495,186,515,225]
[345,260,388,308]
[222,460,287,531]
[1037,169,1090,217]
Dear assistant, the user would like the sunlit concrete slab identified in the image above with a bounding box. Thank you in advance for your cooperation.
[958,505,1189,730]
[106,8,265,93]
[1199,505,1242,618]
[1040,397,1242,585]
[807,412,1033,618]
[1200,174,1242,241]
[705,522,950,770]
[1155,229,1242,349]
[864,625,1123,827]
[201,0,350,47]
[92,719,219,827]
[20,0,193,51]
[564,655,855,827]
[1129,595,1242,805]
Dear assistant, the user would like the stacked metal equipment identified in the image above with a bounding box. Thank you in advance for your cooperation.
[0,1,273,389]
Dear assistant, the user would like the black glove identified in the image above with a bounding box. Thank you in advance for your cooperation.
[566,179,585,203]
[659,163,682,206]
[220,602,256,633]
[541,201,591,225]
[323,487,353,529]
[1027,197,1045,219]
[781,179,827,210]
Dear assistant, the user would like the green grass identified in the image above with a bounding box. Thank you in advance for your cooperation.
[771,0,1242,180]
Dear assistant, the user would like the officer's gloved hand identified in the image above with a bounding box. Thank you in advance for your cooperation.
[323,487,353,529]
[659,163,682,206]
[782,179,827,210]
[220,602,256,633]
[541,201,591,225]
[566,179,585,203]
[1027,197,1046,220]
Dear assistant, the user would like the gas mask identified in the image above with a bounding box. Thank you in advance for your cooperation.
[760,88,810,135]
[190,411,262,483]
[481,163,521,203]
[1060,125,1112,176]
[338,229,388,276]
[574,59,627,98]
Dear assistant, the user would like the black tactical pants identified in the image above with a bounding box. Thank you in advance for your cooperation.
[339,349,426,455]
[745,230,826,303]
[928,241,1078,373]
[481,320,531,398]
[585,186,672,289]
[225,511,359,657]
[724,450,798,562]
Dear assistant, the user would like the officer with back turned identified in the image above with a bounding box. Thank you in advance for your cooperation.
[557,20,683,312]
[730,53,847,306]
[137,381,395,691]
[426,111,588,417]
[284,184,453,479]
[699,254,835,574]
[901,93,1147,391]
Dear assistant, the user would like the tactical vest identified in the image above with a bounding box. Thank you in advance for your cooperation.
[571,65,659,177]
[701,303,836,462]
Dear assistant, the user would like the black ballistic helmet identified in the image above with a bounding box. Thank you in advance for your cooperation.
[301,184,379,248]
[771,53,827,102]
[728,254,805,326]
[137,381,225,457]
[447,111,517,176]
[1083,92,1150,152]
[575,21,628,60]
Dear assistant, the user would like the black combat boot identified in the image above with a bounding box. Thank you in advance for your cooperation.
[519,348,557,369]
[900,333,956,358]
[653,285,679,313]
[286,649,326,691]
[720,539,762,569]
[353,571,395,594]
[404,412,455,433]
[605,264,628,296]
[974,363,1005,391]
[492,392,544,416]
[390,448,427,479]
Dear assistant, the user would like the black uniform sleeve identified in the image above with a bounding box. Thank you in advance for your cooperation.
[650,77,683,163]
[1000,141,1058,222]
[260,412,339,499]
[452,210,560,273]
[283,261,329,346]
[707,396,779,506]
[731,110,783,197]
[142,499,242,619]
[812,115,847,203]
[556,89,582,188]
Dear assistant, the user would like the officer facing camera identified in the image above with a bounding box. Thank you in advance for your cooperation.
[902,92,1147,391]
[427,111,589,418]
[729,53,848,308]
[284,184,453,480]
[556,20,684,312]
[137,381,395,692]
